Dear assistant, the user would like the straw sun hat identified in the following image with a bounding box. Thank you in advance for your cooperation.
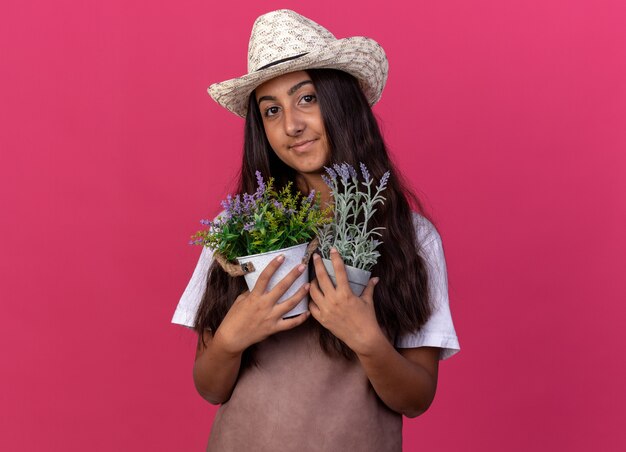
[208,9,389,118]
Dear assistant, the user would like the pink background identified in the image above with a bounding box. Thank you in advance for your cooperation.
[1,0,625,450]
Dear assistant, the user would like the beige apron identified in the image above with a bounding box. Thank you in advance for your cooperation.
[207,319,402,451]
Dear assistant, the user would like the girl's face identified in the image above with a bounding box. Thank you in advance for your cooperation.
[255,71,330,176]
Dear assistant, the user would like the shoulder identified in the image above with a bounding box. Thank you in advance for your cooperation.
[410,211,442,247]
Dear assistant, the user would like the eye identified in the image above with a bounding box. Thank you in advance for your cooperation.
[299,94,317,105]
[264,106,280,117]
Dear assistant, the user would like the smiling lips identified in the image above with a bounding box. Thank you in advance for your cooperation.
[289,139,317,152]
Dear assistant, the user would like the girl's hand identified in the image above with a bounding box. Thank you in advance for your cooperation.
[309,248,383,355]
[214,255,310,355]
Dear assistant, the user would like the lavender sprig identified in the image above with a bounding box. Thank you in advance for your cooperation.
[317,162,390,271]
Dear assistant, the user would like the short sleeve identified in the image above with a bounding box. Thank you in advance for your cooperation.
[171,246,214,328]
[395,213,460,360]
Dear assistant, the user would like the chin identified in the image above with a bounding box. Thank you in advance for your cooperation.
[294,161,327,175]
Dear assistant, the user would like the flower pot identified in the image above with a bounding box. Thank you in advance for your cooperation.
[237,242,310,318]
[322,258,371,296]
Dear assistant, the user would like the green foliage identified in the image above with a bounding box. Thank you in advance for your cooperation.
[191,172,330,261]
[317,163,390,271]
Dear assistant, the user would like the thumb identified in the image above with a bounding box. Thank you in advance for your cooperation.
[360,277,379,302]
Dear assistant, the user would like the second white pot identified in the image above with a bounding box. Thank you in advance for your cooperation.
[321,258,372,296]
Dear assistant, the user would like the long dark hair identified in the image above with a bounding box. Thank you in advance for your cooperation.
[195,69,432,360]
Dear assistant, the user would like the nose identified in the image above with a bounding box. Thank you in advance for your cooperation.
[283,107,305,137]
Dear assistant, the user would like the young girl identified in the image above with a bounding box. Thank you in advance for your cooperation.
[172,10,459,451]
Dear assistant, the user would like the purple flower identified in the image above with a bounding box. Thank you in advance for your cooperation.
[243,193,256,211]
[237,195,245,214]
[359,162,371,183]
[348,164,357,180]
[199,219,212,226]
[306,189,316,204]
[324,166,337,181]
[243,222,255,232]
[333,163,350,183]
[220,195,234,219]
[272,200,284,211]
[255,171,266,198]
[379,171,390,189]
[321,174,333,187]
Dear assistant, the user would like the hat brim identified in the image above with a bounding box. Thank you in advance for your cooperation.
[207,36,388,118]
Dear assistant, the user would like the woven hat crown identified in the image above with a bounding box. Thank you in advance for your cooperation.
[208,9,388,117]
[247,10,336,72]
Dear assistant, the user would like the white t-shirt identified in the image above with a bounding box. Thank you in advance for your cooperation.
[172,212,460,360]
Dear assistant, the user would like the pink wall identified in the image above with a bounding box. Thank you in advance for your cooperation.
[1,1,625,450]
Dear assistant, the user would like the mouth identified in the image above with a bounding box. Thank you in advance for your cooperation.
[289,139,317,152]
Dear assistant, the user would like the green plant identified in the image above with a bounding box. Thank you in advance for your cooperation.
[191,171,329,261]
[317,163,390,271]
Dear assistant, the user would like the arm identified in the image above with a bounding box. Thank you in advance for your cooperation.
[192,255,311,404]
[193,329,244,405]
[309,249,439,417]
[354,332,439,417]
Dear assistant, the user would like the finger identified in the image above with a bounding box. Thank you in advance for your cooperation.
[250,254,285,295]
[275,282,310,317]
[276,311,310,332]
[308,300,321,320]
[360,277,380,302]
[312,253,334,293]
[309,278,324,302]
[268,262,308,300]
[329,247,350,289]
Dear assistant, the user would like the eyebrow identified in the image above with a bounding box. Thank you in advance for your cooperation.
[257,80,313,104]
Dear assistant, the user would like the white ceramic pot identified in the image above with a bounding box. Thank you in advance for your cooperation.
[237,242,310,318]
[321,258,371,296]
